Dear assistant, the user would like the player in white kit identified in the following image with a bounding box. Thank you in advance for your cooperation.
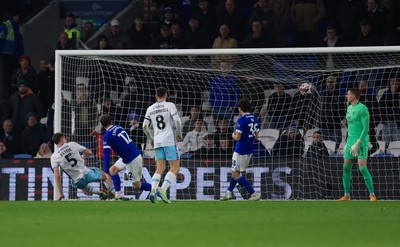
[143,87,182,203]
[50,133,113,200]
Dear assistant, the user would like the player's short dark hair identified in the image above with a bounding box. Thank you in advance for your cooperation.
[349,88,360,99]
[156,87,168,98]
[237,98,251,112]
[52,133,65,144]
[99,114,112,127]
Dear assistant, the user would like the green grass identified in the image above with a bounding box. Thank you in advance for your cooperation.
[0,201,399,247]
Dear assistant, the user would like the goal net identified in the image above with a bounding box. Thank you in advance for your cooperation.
[54,47,400,201]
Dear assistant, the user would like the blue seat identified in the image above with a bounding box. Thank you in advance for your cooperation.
[13,154,33,159]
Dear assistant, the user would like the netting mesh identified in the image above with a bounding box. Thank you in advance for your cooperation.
[56,48,400,200]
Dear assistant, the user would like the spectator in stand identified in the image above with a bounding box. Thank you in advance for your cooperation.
[322,25,344,48]
[321,25,345,70]
[211,24,238,68]
[154,6,180,39]
[195,0,218,47]
[185,15,208,49]
[242,19,270,48]
[63,13,80,49]
[100,96,121,125]
[0,140,12,159]
[358,79,380,154]
[182,119,208,152]
[21,113,46,156]
[126,15,152,49]
[218,0,246,45]
[335,0,364,46]
[120,78,150,129]
[290,0,326,47]
[81,21,95,43]
[34,142,52,159]
[290,82,318,131]
[215,134,233,159]
[318,75,346,152]
[253,139,271,157]
[152,24,174,49]
[209,60,240,121]
[269,0,291,47]
[127,112,145,149]
[247,0,274,46]
[353,18,383,46]
[359,0,388,40]
[214,118,234,147]
[51,32,73,66]
[71,83,98,149]
[0,10,24,86]
[306,130,330,159]
[379,76,400,151]
[267,82,292,131]
[9,79,43,133]
[106,19,127,49]
[171,22,187,49]
[272,125,304,157]
[182,105,207,138]
[93,35,113,49]
[193,134,217,159]
[241,74,266,118]
[10,54,37,95]
[0,119,21,154]
[37,59,55,115]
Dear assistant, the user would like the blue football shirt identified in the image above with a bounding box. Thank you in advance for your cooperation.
[234,114,259,155]
[103,125,141,169]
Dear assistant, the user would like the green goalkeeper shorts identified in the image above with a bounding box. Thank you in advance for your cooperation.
[343,136,369,160]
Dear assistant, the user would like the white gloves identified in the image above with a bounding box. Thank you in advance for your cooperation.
[349,140,361,157]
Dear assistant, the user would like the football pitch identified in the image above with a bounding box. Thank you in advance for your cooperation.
[0,201,399,247]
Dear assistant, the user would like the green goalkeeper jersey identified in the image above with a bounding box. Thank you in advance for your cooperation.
[346,102,370,143]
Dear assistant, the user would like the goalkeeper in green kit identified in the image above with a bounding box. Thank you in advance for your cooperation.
[338,88,377,202]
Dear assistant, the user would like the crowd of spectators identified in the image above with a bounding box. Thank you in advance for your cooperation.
[1,0,400,160]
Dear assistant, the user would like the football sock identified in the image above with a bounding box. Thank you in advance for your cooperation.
[140,182,151,191]
[161,172,176,192]
[342,162,352,195]
[228,177,238,192]
[151,173,161,193]
[111,173,121,192]
[84,185,100,195]
[237,176,255,195]
[359,165,374,194]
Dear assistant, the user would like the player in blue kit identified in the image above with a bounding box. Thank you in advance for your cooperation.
[98,114,151,200]
[221,98,261,201]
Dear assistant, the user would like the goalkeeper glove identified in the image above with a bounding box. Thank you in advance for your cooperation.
[349,140,361,157]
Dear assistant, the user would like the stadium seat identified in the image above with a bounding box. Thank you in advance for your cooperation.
[13,154,33,159]
[304,128,320,143]
[387,141,400,157]
[323,140,336,155]
[376,87,388,101]
[258,128,280,151]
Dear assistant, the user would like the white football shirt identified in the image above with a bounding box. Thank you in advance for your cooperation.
[144,101,180,148]
[50,142,89,183]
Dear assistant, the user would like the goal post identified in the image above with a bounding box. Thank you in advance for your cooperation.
[54,46,400,200]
